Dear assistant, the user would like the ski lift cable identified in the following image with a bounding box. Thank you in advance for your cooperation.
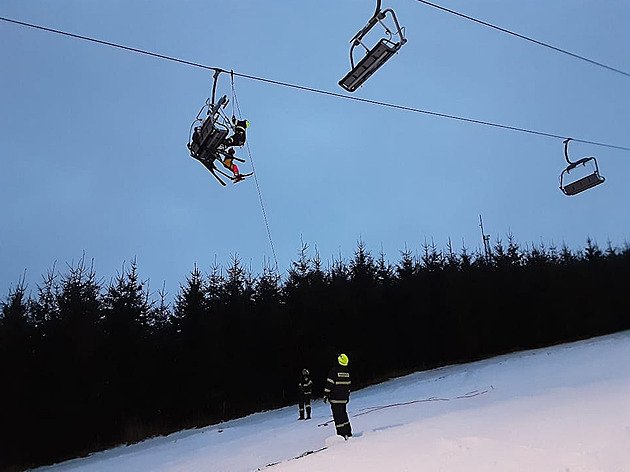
[414,0,630,79]
[234,67,630,152]
[2,15,629,153]
[0,16,224,74]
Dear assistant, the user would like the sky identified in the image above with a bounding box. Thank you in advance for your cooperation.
[31,330,630,471]
[1,1,629,300]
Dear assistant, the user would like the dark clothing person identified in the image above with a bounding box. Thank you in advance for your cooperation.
[298,369,313,420]
[223,116,249,147]
[192,126,202,145]
[323,354,352,438]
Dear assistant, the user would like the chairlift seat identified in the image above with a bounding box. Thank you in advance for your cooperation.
[559,139,606,196]
[561,171,605,196]
[339,38,401,92]
[559,155,605,196]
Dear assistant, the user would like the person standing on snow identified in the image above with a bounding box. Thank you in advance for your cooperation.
[323,353,352,438]
[298,368,313,420]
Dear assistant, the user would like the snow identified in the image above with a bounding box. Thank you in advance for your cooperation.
[33,331,630,472]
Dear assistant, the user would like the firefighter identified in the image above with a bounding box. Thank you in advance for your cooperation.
[298,368,313,420]
[223,115,249,147]
[323,353,352,438]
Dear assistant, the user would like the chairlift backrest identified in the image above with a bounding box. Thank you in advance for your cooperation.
[339,2,406,92]
[207,95,229,120]
[188,94,230,161]
[339,38,402,92]
[559,138,605,196]
[196,120,229,161]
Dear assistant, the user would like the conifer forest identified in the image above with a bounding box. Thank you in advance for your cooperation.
[1,236,629,471]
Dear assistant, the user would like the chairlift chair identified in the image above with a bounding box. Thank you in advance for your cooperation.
[339,0,407,92]
[559,138,605,196]
[187,95,230,162]
[187,70,254,186]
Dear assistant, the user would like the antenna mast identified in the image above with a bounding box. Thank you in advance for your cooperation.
[479,215,491,262]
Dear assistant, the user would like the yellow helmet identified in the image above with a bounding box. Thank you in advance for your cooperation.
[338,353,349,366]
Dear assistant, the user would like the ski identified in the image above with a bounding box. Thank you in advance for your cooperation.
[258,446,327,470]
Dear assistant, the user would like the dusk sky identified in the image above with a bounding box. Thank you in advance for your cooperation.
[2,0,629,300]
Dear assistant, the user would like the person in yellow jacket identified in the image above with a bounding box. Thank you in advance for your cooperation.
[223,116,249,147]
[323,353,352,438]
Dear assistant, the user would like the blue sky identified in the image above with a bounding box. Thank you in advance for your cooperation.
[1,0,629,300]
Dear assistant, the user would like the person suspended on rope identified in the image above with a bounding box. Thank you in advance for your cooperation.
[221,147,240,177]
[223,115,249,147]
[323,353,352,439]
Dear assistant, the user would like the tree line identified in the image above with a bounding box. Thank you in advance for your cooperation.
[1,236,629,471]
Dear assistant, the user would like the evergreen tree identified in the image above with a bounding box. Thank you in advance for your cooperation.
[559,243,579,265]
[349,239,376,283]
[254,262,282,308]
[101,260,153,442]
[443,238,460,273]
[420,238,443,272]
[0,279,36,469]
[396,245,417,281]
[584,237,603,262]
[102,259,150,341]
[31,267,60,328]
[42,255,104,462]
[2,234,630,472]
[286,239,310,291]
[0,279,30,334]
[172,264,213,421]
[147,281,172,335]
[174,264,208,346]
[459,242,473,271]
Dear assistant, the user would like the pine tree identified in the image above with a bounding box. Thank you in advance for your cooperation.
[0,279,36,470]
[396,245,416,281]
[420,238,442,272]
[102,259,151,342]
[101,260,153,441]
[45,255,103,460]
[174,264,208,347]
[31,267,60,327]
[0,279,30,334]
[349,239,376,284]
[584,237,603,262]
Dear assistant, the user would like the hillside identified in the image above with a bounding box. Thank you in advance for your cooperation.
[34,331,630,471]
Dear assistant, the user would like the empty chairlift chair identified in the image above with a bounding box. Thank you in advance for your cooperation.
[559,138,605,196]
[339,0,407,92]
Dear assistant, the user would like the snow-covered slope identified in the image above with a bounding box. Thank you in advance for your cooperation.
[34,331,630,471]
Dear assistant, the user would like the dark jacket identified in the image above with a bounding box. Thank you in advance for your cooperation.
[324,364,351,404]
[299,376,313,396]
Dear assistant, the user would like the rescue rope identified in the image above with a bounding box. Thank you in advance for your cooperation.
[317,386,494,427]
[230,74,279,270]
